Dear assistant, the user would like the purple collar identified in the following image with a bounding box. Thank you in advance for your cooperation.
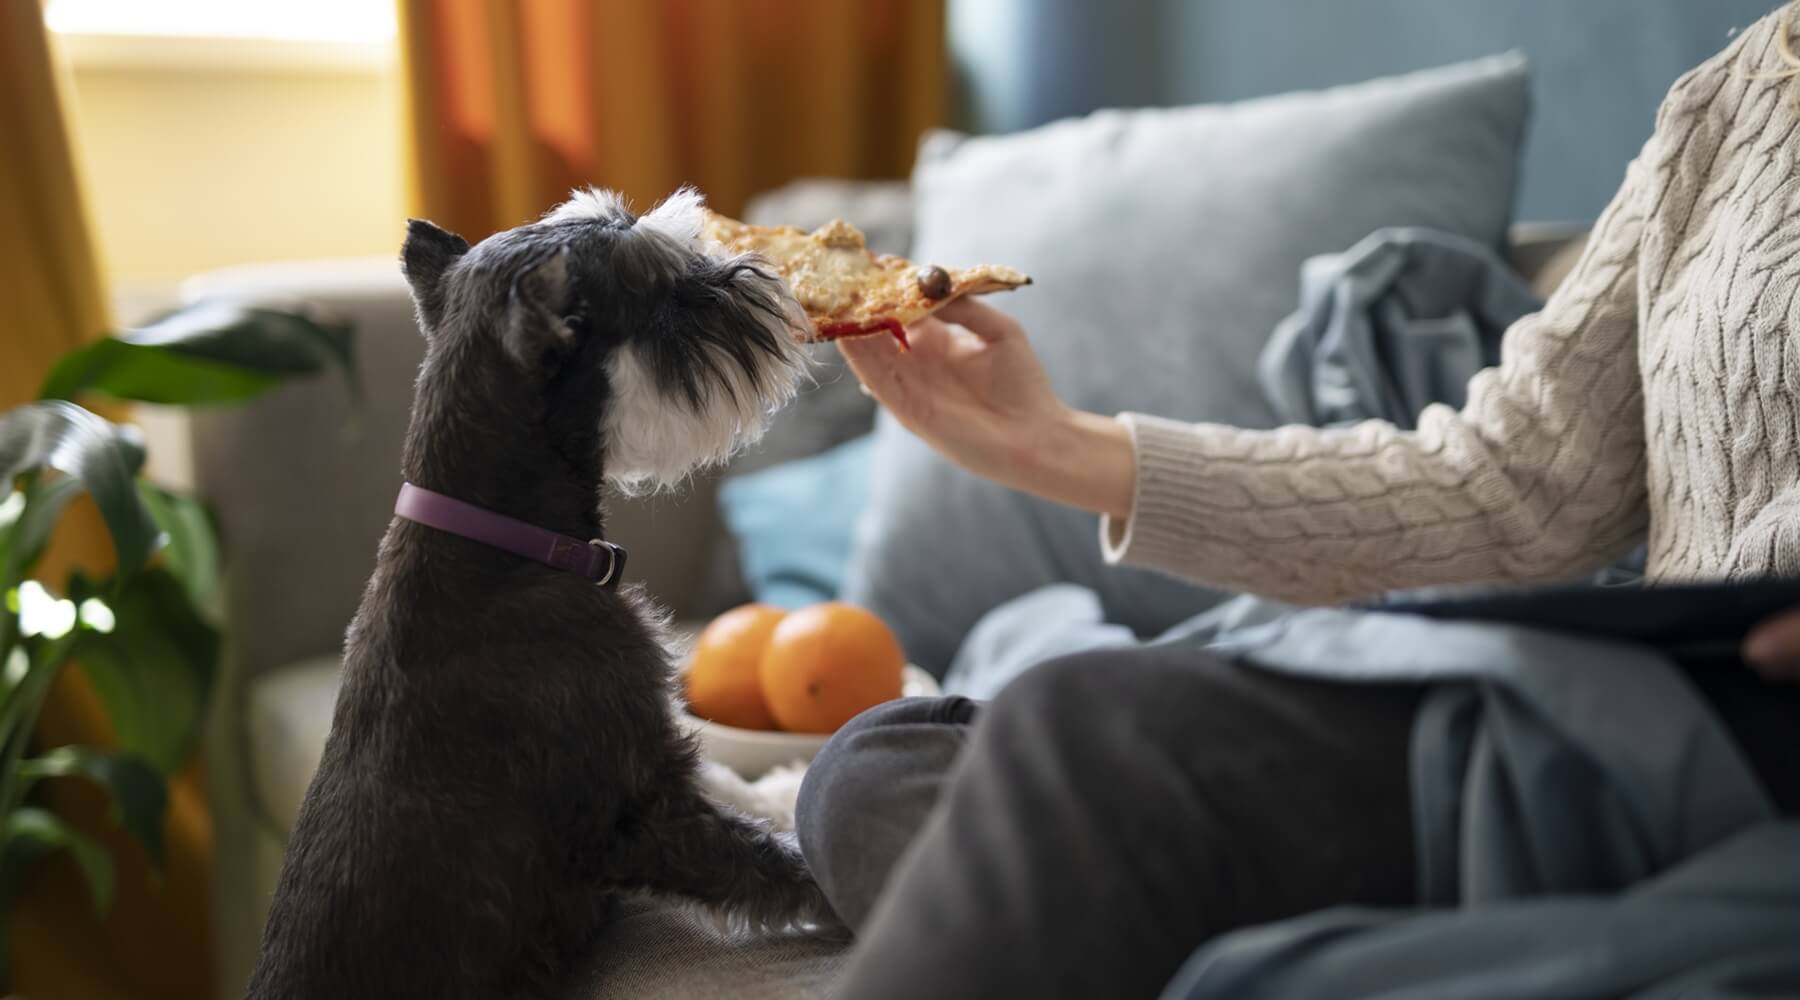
[394,483,627,588]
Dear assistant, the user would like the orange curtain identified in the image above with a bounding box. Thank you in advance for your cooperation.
[398,0,947,239]
[2,4,212,998]
[1,0,108,404]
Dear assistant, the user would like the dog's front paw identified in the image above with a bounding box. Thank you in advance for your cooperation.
[800,909,854,945]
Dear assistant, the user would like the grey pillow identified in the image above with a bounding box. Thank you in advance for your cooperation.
[843,54,1532,675]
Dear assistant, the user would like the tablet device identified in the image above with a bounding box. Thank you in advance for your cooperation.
[1370,577,1800,654]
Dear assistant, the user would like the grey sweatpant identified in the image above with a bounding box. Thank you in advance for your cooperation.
[795,647,1424,1000]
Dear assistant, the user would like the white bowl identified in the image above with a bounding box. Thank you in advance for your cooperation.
[682,665,940,778]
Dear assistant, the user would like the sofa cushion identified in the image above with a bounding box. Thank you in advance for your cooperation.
[179,259,423,684]
[571,900,845,999]
[844,54,1533,674]
[246,655,342,834]
[719,434,874,608]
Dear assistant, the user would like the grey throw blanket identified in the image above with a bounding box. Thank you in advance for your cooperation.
[1164,611,1799,999]
[1167,823,1800,999]
[946,594,1800,998]
[1258,226,1538,431]
[941,229,1798,996]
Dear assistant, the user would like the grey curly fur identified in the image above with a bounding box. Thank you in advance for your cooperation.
[244,190,838,1000]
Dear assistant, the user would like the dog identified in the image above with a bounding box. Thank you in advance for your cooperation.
[244,187,836,999]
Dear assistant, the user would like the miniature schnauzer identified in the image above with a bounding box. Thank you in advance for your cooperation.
[244,188,835,1000]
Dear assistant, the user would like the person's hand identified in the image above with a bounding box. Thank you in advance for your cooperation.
[835,298,1135,520]
[1744,608,1800,680]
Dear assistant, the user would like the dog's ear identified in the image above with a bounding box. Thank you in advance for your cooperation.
[400,219,469,332]
[502,246,577,368]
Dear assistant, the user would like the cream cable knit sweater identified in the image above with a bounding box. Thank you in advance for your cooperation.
[1101,8,1800,605]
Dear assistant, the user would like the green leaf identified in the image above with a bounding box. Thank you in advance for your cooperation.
[18,747,167,870]
[0,401,160,576]
[0,477,83,591]
[131,299,356,377]
[0,647,27,705]
[37,300,357,406]
[0,806,114,915]
[38,340,281,405]
[67,569,218,773]
[137,483,220,620]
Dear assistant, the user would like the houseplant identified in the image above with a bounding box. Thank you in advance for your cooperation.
[0,301,353,983]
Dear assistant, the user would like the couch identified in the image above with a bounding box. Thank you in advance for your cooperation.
[164,178,1585,998]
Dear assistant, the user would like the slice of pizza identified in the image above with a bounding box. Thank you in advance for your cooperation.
[702,211,1030,347]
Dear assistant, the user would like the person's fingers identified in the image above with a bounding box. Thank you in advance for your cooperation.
[1743,611,1800,681]
[835,330,907,398]
[836,328,905,371]
[900,315,958,355]
[1748,656,1800,681]
[932,297,1020,343]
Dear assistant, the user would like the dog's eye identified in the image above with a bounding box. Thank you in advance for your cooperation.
[564,297,593,328]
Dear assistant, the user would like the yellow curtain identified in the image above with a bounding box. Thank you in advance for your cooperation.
[2,4,212,998]
[398,0,948,239]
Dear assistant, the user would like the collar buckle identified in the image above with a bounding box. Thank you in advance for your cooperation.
[588,539,627,588]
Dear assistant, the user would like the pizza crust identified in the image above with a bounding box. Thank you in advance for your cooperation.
[702,211,1030,344]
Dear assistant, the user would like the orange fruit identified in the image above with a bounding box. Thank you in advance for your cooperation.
[687,604,788,730]
[758,602,905,734]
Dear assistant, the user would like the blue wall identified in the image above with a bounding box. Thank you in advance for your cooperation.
[950,0,1782,222]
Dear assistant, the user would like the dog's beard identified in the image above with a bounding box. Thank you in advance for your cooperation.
[602,332,803,492]
[601,190,809,491]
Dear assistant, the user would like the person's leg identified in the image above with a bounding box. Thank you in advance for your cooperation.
[828,648,1423,1000]
[796,695,981,929]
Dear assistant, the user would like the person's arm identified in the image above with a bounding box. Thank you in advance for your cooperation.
[1096,157,1653,603]
[843,154,1654,604]
[836,296,1137,520]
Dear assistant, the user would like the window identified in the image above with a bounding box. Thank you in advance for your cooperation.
[44,0,395,44]
[44,0,396,71]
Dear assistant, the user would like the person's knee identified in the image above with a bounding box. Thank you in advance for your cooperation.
[800,698,962,819]
[978,647,1244,783]
[797,701,915,850]
[966,652,1128,786]
[795,696,975,927]
[991,650,1114,719]
[998,644,1241,714]
[987,647,1193,735]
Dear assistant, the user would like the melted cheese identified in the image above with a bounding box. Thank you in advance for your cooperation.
[703,212,1030,339]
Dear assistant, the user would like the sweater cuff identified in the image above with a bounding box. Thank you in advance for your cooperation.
[1099,412,1219,570]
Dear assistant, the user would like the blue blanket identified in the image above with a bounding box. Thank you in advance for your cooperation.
[948,593,1800,998]
[941,229,1800,996]
[1258,227,1539,431]
[1165,610,1798,999]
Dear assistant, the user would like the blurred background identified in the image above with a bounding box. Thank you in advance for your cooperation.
[0,1,1779,998]
[28,0,1774,322]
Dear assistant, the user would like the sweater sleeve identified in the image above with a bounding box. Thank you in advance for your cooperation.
[1100,157,1654,605]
